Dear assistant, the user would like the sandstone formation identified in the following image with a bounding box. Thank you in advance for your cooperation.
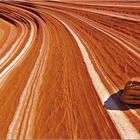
[0,0,140,139]
[120,77,140,105]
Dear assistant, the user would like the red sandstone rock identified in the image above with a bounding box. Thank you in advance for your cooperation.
[120,77,140,105]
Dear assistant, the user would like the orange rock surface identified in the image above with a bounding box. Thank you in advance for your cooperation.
[0,0,140,139]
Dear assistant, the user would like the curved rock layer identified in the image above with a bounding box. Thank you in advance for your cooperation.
[0,0,140,139]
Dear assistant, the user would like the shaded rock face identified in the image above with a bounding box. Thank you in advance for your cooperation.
[120,77,140,105]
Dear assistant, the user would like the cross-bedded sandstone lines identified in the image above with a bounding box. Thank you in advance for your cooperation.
[0,0,140,139]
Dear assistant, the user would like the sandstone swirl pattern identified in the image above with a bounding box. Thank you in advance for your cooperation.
[0,0,140,139]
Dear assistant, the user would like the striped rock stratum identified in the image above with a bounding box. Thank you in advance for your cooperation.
[0,0,140,139]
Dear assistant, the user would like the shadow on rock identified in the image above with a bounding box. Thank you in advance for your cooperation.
[104,89,140,110]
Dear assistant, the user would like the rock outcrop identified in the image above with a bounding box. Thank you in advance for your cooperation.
[120,77,140,104]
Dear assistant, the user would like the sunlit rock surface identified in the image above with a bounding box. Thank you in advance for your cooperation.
[0,0,140,139]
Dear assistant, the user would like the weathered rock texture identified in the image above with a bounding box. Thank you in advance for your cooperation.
[120,77,140,105]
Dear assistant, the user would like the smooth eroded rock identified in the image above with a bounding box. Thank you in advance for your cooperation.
[120,77,140,105]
